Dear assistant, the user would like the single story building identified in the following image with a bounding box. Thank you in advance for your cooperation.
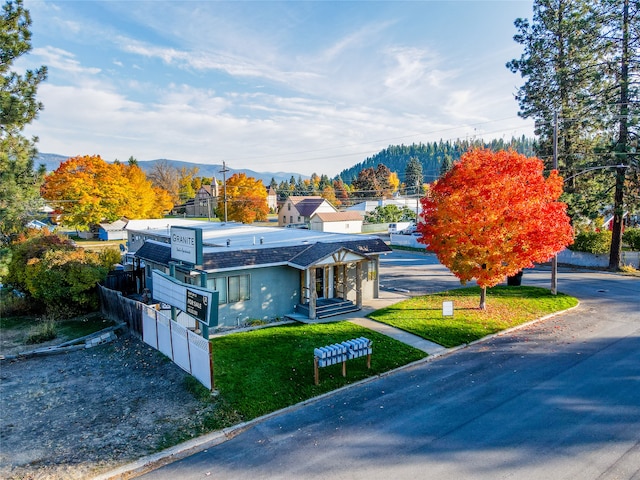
[98,219,128,240]
[310,211,363,234]
[128,221,391,327]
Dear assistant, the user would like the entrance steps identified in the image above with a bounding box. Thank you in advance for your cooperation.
[290,298,360,320]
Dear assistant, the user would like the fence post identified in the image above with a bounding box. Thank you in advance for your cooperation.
[209,340,215,391]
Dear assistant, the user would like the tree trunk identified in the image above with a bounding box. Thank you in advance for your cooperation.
[609,0,630,271]
[479,286,487,310]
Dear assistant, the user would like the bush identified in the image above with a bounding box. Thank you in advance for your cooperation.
[622,227,640,251]
[26,319,58,344]
[570,230,612,254]
[5,230,108,317]
[0,289,32,316]
[99,248,123,270]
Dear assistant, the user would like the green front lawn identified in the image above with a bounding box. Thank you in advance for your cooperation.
[211,321,427,421]
[368,286,579,348]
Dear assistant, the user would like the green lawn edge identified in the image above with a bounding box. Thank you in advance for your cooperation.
[367,285,579,348]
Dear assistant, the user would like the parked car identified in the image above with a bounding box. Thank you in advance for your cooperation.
[400,223,418,235]
[388,222,412,234]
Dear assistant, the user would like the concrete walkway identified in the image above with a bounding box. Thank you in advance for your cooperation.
[297,289,448,356]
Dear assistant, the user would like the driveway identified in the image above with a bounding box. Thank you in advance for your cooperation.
[136,253,640,479]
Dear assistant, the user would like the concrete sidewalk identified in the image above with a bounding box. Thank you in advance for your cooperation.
[298,289,448,356]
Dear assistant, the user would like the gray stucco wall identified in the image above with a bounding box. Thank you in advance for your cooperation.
[210,265,300,327]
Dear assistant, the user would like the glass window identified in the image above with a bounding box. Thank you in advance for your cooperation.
[228,274,250,303]
[207,277,227,304]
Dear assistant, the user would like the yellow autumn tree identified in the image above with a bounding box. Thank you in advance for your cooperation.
[41,155,173,229]
[216,173,268,223]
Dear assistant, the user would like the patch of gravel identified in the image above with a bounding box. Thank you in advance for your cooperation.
[0,334,216,480]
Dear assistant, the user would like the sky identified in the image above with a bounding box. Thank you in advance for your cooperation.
[20,0,536,177]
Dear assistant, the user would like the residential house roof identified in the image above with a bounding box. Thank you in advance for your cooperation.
[311,212,363,222]
[287,196,335,217]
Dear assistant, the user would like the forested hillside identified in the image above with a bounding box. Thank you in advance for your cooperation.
[337,137,536,184]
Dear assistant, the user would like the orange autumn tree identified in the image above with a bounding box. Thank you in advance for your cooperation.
[418,149,573,309]
[42,155,173,230]
[217,173,268,223]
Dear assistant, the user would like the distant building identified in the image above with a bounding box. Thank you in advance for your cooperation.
[267,186,278,212]
[98,218,128,241]
[185,183,219,218]
[310,211,363,234]
[278,196,336,227]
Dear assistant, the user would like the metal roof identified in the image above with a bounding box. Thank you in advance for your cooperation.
[132,222,391,272]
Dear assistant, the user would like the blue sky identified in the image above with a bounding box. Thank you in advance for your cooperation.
[21,0,535,177]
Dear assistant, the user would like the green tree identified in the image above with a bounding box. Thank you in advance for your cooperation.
[507,0,640,269]
[507,0,602,187]
[404,157,423,195]
[596,0,640,269]
[365,204,416,224]
[0,0,48,240]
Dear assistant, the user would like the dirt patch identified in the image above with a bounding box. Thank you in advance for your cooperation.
[0,334,217,479]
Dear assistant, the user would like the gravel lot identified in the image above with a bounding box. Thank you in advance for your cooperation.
[0,334,216,480]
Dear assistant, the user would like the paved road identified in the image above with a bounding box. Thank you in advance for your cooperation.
[139,252,640,480]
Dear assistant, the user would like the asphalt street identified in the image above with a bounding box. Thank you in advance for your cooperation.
[137,252,640,480]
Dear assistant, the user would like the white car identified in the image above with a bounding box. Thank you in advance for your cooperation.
[401,224,418,235]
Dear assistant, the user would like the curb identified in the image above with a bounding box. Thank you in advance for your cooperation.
[93,302,581,479]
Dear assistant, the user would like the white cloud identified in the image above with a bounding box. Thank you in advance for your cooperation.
[31,47,101,76]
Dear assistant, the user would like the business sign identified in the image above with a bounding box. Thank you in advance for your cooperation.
[186,288,208,323]
[442,301,454,317]
[151,270,218,326]
[170,227,203,265]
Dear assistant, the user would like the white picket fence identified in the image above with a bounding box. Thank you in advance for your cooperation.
[142,305,213,390]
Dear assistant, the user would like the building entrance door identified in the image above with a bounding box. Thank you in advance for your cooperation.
[315,267,324,298]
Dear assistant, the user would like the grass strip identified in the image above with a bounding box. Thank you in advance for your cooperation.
[368,286,578,348]
[211,321,427,421]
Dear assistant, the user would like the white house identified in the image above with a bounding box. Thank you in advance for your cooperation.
[310,211,363,234]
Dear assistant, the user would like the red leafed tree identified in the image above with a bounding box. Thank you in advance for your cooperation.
[418,149,573,309]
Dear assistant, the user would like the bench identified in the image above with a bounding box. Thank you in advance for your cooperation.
[313,337,372,385]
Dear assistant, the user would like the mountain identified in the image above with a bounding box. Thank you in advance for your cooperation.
[35,154,307,185]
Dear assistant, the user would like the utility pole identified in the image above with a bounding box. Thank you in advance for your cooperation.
[551,112,558,295]
[220,161,229,222]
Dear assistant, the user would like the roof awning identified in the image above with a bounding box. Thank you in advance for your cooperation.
[287,243,370,270]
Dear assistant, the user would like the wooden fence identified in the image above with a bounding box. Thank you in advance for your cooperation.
[101,269,144,296]
[98,284,143,336]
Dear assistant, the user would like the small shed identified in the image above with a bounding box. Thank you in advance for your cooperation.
[310,211,363,234]
[98,219,128,241]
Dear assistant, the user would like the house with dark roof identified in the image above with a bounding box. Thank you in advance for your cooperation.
[128,221,391,327]
[278,196,336,227]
